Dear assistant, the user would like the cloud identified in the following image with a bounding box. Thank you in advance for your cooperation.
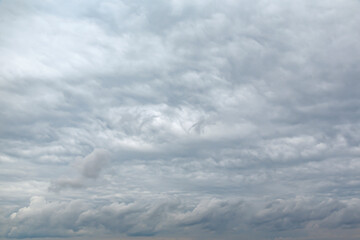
[49,149,111,192]
[1,0,360,239]
[6,196,90,238]
[77,148,111,179]
[5,196,244,238]
[6,196,360,239]
[48,178,85,192]
[251,197,345,231]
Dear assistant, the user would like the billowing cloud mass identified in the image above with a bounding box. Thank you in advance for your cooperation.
[1,0,360,239]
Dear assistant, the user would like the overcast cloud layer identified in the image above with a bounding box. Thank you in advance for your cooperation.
[1,0,360,239]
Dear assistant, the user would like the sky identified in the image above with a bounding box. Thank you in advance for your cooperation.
[0,0,360,239]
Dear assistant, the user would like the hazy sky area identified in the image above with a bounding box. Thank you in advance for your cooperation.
[1,0,360,239]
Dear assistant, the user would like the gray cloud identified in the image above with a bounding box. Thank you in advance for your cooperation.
[48,178,85,192]
[5,196,245,238]
[1,0,360,239]
[6,195,360,239]
[77,148,111,179]
[49,148,111,191]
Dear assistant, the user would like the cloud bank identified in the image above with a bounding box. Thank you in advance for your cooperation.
[1,0,360,239]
